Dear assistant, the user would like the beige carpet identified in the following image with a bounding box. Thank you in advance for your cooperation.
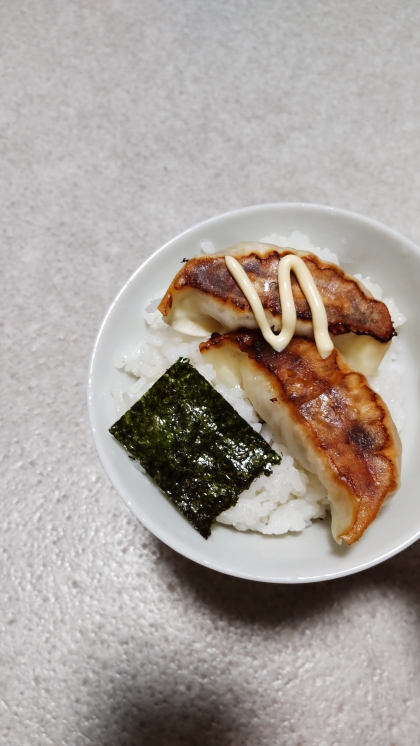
[2,1,420,744]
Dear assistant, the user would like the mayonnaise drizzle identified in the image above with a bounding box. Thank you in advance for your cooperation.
[225,253,334,359]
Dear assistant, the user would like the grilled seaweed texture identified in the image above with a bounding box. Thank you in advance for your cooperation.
[109,357,281,538]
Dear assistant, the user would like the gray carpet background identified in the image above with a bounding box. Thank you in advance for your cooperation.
[1,1,420,744]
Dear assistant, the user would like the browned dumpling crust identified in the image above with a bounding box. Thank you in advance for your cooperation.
[200,330,401,544]
[159,245,396,342]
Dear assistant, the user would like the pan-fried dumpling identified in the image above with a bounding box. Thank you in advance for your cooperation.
[159,242,395,342]
[200,329,401,545]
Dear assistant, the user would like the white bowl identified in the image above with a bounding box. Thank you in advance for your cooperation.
[88,203,420,583]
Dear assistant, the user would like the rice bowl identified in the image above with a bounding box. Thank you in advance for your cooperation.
[88,204,420,582]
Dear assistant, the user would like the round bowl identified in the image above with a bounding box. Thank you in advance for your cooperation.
[88,203,420,582]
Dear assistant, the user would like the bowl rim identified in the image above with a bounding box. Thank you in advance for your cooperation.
[87,202,420,583]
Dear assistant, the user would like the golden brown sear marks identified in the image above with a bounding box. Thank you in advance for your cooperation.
[200,330,401,544]
[159,247,395,342]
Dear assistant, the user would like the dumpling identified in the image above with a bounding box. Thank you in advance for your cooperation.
[158,242,395,343]
[200,329,401,545]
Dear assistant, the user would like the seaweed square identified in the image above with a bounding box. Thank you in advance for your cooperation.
[109,358,281,538]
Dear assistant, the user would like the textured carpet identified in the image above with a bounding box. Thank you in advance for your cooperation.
[2,1,420,744]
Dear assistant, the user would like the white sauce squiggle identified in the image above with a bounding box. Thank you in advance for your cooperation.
[225,254,334,359]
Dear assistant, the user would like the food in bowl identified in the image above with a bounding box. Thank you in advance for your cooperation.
[109,232,404,544]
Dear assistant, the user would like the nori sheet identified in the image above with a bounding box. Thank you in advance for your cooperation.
[109,357,281,538]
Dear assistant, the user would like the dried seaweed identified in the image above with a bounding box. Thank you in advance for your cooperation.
[109,358,280,537]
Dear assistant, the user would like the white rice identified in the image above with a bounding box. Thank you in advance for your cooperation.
[112,233,405,537]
